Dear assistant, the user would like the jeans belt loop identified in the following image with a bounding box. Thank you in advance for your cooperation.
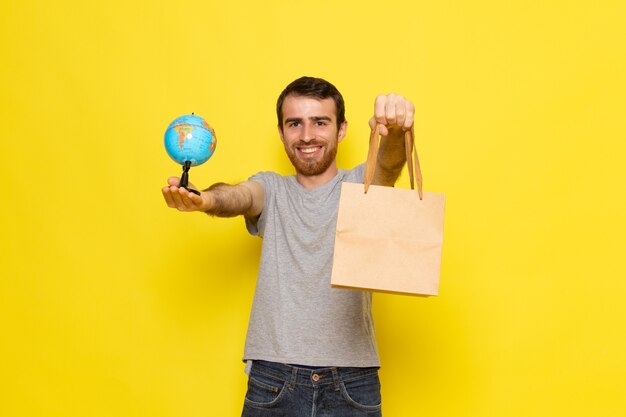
[331,368,340,391]
[288,366,298,389]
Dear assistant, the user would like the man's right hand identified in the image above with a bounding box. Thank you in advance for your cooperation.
[162,177,212,212]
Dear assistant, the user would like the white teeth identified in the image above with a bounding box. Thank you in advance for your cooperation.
[300,147,318,153]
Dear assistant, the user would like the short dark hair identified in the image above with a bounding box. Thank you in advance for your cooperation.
[276,76,346,129]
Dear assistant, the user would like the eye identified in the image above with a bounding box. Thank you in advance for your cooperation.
[316,120,328,127]
[287,121,300,128]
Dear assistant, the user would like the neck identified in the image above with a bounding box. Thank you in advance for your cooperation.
[295,164,338,190]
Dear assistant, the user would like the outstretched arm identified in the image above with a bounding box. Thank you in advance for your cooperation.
[162,178,264,218]
[368,93,415,187]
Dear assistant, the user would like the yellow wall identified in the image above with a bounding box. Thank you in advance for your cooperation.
[1,1,625,416]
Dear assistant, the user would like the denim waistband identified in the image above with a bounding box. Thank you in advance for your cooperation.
[250,360,379,388]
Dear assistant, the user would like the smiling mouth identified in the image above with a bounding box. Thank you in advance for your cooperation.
[297,145,323,157]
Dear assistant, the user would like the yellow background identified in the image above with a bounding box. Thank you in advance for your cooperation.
[1,1,625,416]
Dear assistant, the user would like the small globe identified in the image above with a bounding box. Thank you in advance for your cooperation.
[164,114,217,167]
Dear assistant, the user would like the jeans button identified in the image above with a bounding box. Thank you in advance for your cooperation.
[312,373,320,382]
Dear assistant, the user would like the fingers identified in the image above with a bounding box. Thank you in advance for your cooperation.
[162,185,185,209]
[162,181,205,212]
[167,176,198,191]
[187,189,204,207]
[163,177,183,208]
[178,188,195,209]
[373,93,415,133]
[374,94,387,125]
[162,185,177,208]
[369,115,388,136]
[403,101,415,130]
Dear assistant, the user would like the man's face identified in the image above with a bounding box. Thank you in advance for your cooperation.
[278,95,347,177]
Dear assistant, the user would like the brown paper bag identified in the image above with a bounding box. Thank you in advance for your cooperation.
[331,126,445,296]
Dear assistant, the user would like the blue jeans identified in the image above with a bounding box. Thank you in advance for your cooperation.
[241,360,382,416]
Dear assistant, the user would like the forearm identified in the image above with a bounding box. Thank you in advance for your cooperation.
[202,182,261,218]
[373,127,407,186]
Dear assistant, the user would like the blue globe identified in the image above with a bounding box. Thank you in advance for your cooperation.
[164,114,217,167]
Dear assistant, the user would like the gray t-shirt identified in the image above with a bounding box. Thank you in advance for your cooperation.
[244,164,380,367]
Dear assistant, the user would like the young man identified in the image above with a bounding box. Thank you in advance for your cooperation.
[162,77,414,416]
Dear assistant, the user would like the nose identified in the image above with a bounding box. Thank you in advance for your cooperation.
[301,123,314,142]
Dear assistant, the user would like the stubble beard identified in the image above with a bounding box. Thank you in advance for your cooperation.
[285,139,338,177]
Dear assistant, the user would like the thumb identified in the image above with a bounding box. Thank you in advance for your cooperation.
[368,119,388,136]
[168,176,198,191]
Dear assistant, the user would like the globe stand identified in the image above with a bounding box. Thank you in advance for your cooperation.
[179,160,200,196]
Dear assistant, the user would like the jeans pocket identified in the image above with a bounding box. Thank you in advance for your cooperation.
[244,373,287,408]
[339,373,382,412]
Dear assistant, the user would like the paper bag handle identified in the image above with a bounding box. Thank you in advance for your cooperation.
[363,124,423,200]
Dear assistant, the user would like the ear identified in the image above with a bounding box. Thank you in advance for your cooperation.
[337,120,348,143]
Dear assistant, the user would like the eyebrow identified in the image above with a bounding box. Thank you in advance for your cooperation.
[284,116,333,125]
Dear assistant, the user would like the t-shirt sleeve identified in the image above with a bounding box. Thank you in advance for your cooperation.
[345,163,366,184]
[244,172,271,237]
